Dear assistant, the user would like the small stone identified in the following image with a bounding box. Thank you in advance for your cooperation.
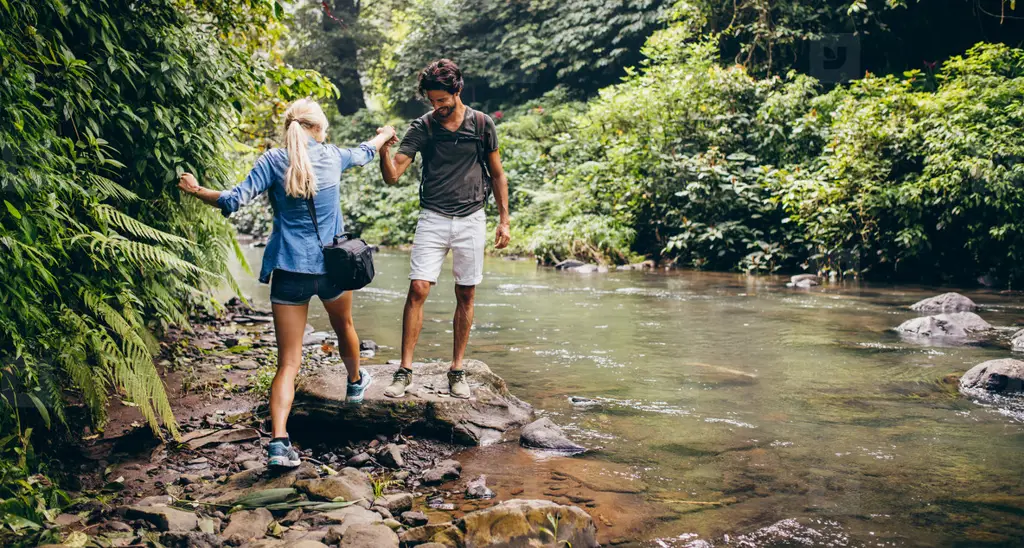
[179,474,201,485]
[241,460,262,470]
[234,359,260,370]
[400,511,429,527]
[347,452,371,467]
[372,506,393,520]
[393,471,410,481]
[465,475,495,499]
[378,444,404,468]
[123,506,198,532]
[360,340,378,352]
[383,518,402,530]
[105,520,133,532]
[281,508,304,525]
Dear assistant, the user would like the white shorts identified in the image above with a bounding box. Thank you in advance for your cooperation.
[409,209,486,286]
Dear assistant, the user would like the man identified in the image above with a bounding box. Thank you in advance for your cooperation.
[378,59,511,399]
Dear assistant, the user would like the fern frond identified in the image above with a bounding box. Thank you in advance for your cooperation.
[93,204,193,248]
[85,173,140,202]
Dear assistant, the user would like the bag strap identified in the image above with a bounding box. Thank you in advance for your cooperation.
[304,197,325,250]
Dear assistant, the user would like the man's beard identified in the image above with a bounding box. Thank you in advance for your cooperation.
[434,106,454,119]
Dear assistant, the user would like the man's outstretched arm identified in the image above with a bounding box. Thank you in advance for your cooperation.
[380,144,415,185]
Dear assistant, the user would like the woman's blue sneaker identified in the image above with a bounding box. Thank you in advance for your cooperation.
[267,440,301,468]
[347,370,373,403]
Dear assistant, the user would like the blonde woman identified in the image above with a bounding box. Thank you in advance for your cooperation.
[179,99,396,467]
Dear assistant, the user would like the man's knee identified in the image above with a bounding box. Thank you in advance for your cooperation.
[408,280,432,304]
[455,284,476,305]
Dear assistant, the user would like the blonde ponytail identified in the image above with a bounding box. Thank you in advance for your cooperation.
[282,99,329,199]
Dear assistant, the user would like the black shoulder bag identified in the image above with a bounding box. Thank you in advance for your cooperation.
[305,198,375,291]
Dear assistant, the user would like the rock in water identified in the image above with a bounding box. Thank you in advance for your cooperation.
[960,359,1024,394]
[1011,329,1024,352]
[910,292,978,314]
[291,360,534,445]
[520,418,586,454]
[466,475,495,499]
[461,499,598,548]
[360,340,378,352]
[422,459,462,485]
[895,312,992,339]
[555,259,586,270]
[788,274,820,288]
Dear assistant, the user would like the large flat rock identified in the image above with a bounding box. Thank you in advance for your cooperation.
[291,360,534,445]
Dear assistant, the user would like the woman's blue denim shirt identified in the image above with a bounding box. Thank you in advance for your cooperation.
[217,137,375,284]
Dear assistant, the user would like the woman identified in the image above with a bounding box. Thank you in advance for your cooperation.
[179,99,396,468]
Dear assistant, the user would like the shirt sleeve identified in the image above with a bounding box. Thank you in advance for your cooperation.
[336,142,376,170]
[483,114,499,152]
[397,118,427,158]
[216,150,277,218]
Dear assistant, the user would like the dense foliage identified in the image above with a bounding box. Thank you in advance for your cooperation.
[331,5,1024,285]
[0,0,333,541]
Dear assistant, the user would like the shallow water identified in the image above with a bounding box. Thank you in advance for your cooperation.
[229,247,1024,546]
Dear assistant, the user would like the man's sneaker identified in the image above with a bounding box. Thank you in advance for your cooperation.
[448,369,470,399]
[267,439,301,468]
[383,367,413,398]
[346,370,373,403]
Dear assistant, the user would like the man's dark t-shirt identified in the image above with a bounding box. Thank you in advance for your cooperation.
[398,108,498,217]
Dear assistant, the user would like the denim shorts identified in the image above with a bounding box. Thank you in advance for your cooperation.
[269,269,345,305]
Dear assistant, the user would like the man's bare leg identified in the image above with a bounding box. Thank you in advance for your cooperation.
[452,284,476,371]
[400,280,433,370]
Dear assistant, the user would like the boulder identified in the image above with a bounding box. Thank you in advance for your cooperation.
[221,508,273,541]
[895,312,992,339]
[911,292,977,314]
[422,459,462,485]
[461,499,598,548]
[292,361,534,445]
[960,359,1024,394]
[295,467,373,503]
[360,340,378,352]
[339,523,399,548]
[123,506,198,532]
[373,493,413,514]
[520,418,586,454]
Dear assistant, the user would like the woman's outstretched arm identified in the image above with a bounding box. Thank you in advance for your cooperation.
[180,151,277,217]
[178,173,223,206]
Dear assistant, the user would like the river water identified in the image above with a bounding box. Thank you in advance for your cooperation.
[231,246,1024,547]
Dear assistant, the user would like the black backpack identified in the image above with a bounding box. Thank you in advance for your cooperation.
[419,108,493,202]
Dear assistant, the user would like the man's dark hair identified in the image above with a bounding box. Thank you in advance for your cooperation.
[418,59,464,97]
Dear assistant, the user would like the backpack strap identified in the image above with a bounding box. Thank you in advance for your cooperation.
[473,109,493,201]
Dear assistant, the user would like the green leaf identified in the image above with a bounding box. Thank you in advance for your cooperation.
[4,201,21,219]
[26,393,51,429]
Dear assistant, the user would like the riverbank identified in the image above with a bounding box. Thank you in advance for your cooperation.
[39,297,650,547]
